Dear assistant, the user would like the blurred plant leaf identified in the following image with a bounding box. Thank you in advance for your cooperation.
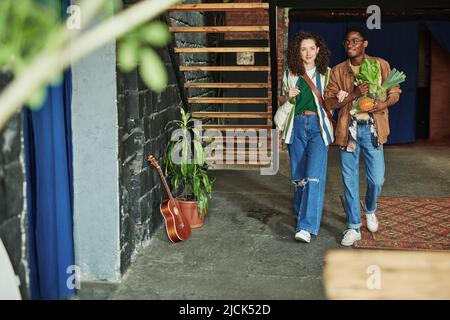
[118,40,139,72]
[50,72,63,86]
[139,47,167,93]
[27,87,47,110]
[139,21,171,47]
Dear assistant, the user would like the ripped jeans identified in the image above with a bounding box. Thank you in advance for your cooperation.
[287,114,328,235]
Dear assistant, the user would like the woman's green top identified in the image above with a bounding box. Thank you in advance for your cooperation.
[294,76,318,115]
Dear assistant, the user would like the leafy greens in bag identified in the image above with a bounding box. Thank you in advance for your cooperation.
[352,59,406,114]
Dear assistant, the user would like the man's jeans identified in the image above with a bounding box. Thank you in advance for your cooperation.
[340,124,385,229]
[287,114,328,235]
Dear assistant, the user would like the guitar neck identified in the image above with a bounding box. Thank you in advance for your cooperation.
[155,166,175,202]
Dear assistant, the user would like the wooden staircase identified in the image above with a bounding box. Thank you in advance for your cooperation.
[168,2,274,167]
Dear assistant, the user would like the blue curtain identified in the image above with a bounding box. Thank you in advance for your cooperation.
[23,0,74,300]
[289,20,419,144]
[425,21,450,54]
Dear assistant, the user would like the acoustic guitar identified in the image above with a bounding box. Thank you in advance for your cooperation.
[147,154,191,242]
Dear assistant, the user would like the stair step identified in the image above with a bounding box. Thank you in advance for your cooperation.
[205,144,272,150]
[180,66,270,72]
[189,98,270,104]
[208,163,272,169]
[192,112,270,119]
[185,82,270,89]
[169,3,269,11]
[206,157,271,165]
[206,149,272,155]
[201,124,272,130]
[169,26,269,33]
[175,47,270,53]
[202,135,273,141]
[207,147,272,151]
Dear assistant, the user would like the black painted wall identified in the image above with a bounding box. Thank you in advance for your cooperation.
[117,0,218,273]
[0,72,29,299]
[0,0,222,297]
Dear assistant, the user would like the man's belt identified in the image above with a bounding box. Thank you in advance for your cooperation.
[355,119,369,125]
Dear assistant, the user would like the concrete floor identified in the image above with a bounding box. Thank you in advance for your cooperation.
[80,143,450,300]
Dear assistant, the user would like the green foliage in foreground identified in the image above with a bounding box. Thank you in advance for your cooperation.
[0,0,171,110]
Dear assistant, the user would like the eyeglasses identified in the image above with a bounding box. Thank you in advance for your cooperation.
[342,38,364,47]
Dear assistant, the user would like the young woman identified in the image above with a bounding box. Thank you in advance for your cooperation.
[278,31,334,243]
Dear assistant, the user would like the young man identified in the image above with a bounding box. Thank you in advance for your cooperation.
[324,27,401,246]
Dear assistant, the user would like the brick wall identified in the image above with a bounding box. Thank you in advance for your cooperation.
[117,0,217,272]
[225,0,269,41]
[224,1,287,104]
[0,73,29,299]
[277,8,288,96]
[430,38,450,142]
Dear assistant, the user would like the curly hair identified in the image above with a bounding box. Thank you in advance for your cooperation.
[287,30,331,76]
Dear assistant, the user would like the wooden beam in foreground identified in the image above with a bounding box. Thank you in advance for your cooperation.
[323,249,450,300]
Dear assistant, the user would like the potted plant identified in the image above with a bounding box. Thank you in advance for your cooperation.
[163,107,213,228]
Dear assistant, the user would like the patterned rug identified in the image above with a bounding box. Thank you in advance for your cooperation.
[339,196,450,251]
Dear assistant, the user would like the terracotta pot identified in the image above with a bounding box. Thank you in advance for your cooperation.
[177,199,206,228]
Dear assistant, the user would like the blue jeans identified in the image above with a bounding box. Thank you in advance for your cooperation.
[340,124,385,229]
[287,114,328,235]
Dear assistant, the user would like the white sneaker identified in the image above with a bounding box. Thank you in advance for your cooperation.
[341,229,361,246]
[366,214,379,233]
[295,230,311,243]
